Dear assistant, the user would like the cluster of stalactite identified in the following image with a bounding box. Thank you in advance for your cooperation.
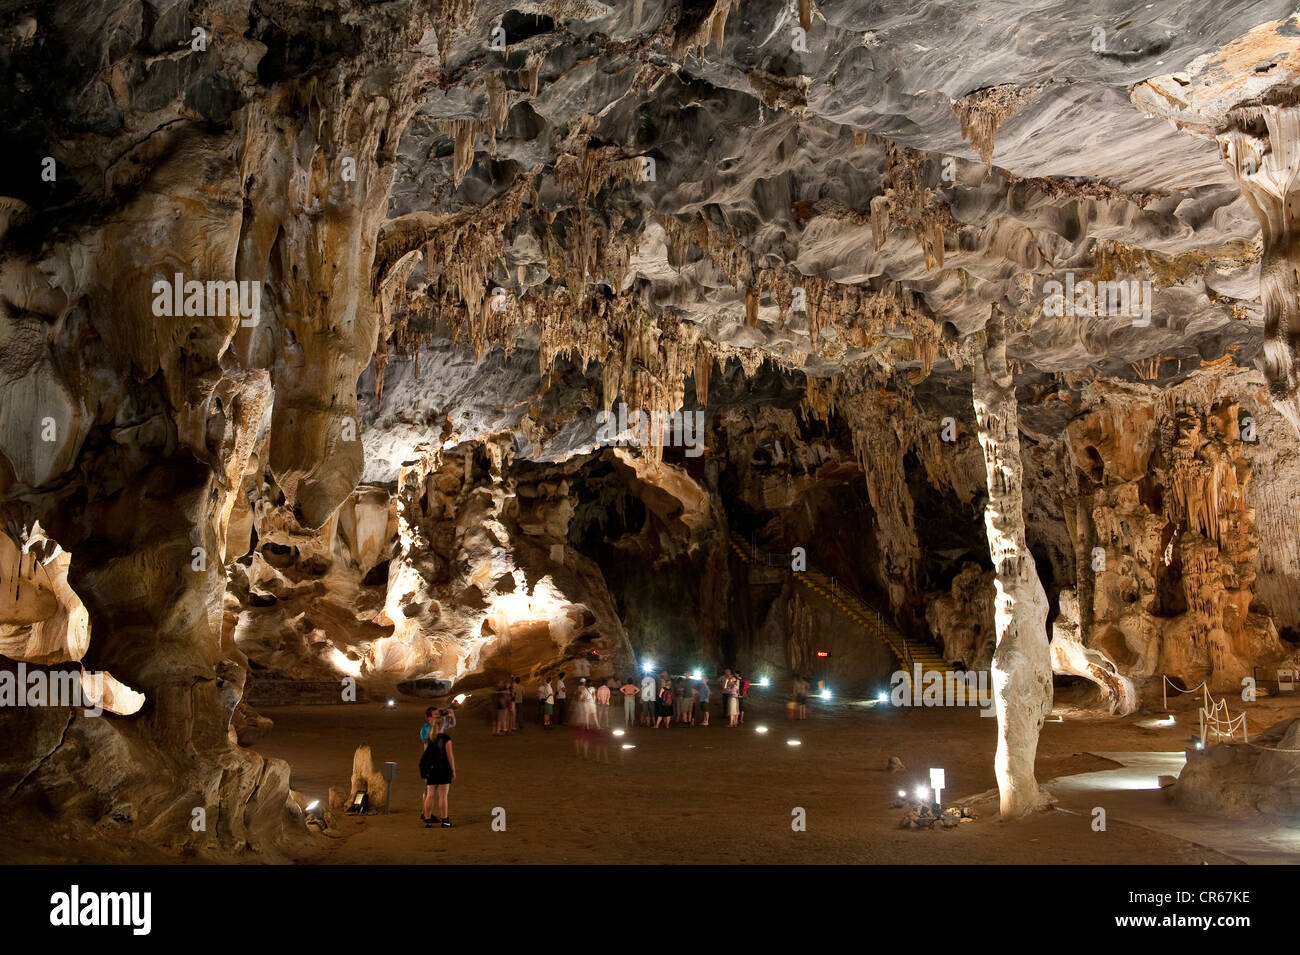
[670,0,740,59]
[952,82,1047,168]
[366,93,968,446]
[375,174,535,371]
[373,162,967,470]
[801,376,836,424]
[373,131,650,372]
[657,210,945,372]
[806,371,982,614]
[868,141,959,271]
[1066,373,1283,689]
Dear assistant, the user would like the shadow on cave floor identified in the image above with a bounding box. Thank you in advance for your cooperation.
[242,695,1299,865]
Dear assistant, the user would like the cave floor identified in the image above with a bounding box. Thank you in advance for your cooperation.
[254,692,1300,865]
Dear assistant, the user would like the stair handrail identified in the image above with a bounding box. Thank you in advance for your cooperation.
[731,531,942,666]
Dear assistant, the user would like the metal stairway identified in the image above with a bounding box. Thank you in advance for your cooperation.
[728,531,954,676]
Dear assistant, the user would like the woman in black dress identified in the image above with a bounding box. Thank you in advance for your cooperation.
[419,715,456,828]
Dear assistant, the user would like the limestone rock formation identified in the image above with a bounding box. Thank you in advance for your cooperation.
[1064,371,1288,692]
[1173,719,1300,818]
[926,563,996,670]
[973,311,1053,817]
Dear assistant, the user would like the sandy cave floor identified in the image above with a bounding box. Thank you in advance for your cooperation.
[252,691,1300,866]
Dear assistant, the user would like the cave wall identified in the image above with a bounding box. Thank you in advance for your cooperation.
[0,0,438,850]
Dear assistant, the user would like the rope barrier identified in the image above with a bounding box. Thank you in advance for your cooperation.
[1161,675,1207,711]
[1243,740,1300,753]
[1197,687,1248,744]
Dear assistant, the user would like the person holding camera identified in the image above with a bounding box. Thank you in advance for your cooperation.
[420,708,456,829]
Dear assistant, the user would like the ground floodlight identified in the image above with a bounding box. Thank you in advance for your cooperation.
[759,676,770,687]
[930,768,945,805]
[642,661,655,674]
[787,739,801,746]
[820,688,831,700]
[755,725,768,733]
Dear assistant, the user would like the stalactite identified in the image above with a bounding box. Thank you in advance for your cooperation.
[521,50,544,97]
[672,0,739,59]
[695,344,713,407]
[870,195,889,251]
[438,118,480,187]
[801,376,835,424]
[953,82,1046,168]
[865,143,958,274]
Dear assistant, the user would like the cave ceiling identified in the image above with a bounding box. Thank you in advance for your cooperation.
[6,0,1299,481]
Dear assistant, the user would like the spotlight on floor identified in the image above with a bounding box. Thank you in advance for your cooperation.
[897,790,907,799]
[759,676,770,687]
[386,699,396,708]
[876,692,887,702]
[755,725,768,734]
[914,785,930,801]
[621,744,636,750]
[820,688,831,700]
[642,661,656,675]
[786,739,801,746]
[613,729,625,737]
[692,669,702,680]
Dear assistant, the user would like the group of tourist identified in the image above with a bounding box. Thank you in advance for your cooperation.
[418,666,800,813]
[491,677,526,735]
[527,668,754,730]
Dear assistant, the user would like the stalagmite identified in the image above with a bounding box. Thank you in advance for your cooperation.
[971,309,1053,817]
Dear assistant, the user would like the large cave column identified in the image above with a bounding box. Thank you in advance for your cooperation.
[1132,24,1300,435]
[1218,105,1300,434]
[971,310,1053,817]
[235,74,422,531]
